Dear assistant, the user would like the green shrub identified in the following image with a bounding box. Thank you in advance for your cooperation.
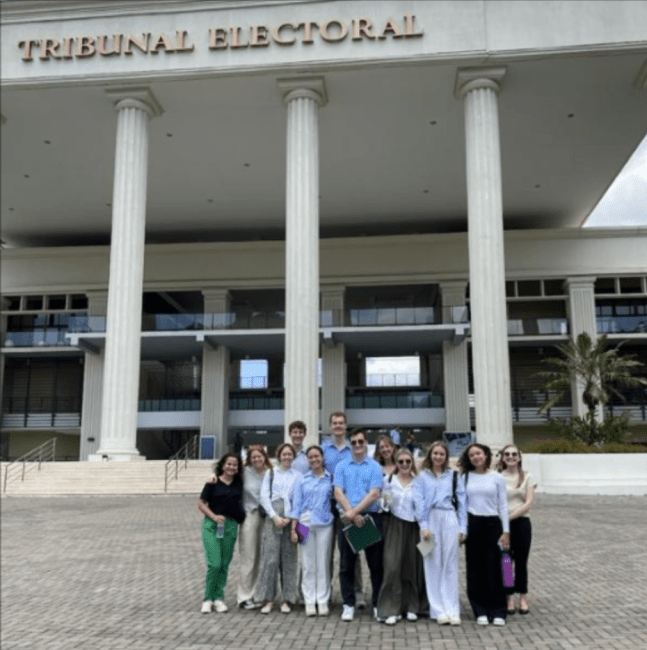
[598,442,647,453]
[544,412,631,446]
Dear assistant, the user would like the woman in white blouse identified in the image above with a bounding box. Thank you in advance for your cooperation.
[458,443,510,627]
[236,445,272,609]
[497,444,535,615]
[253,443,300,614]
[413,441,466,626]
[375,448,427,625]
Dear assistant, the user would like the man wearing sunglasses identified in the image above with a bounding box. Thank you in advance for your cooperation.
[333,428,384,622]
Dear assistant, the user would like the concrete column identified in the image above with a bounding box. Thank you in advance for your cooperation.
[278,77,327,447]
[565,277,597,417]
[440,281,471,433]
[201,345,230,460]
[0,297,9,425]
[201,289,231,457]
[80,291,108,460]
[321,286,346,424]
[97,88,162,460]
[455,67,512,450]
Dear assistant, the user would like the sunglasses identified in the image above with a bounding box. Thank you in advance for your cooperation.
[503,452,519,457]
[351,440,365,447]
[397,459,412,465]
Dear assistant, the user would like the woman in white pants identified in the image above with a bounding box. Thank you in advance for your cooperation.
[413,441,467,626]
[237,445,271,609]
[290,445,334,617]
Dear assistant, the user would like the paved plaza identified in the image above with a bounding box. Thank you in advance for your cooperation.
[2,494,646,650]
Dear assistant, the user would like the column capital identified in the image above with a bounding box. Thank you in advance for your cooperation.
[564,276,596,290]
[105,86,164,118]
[278,77,327,107]
[454,66,506,100]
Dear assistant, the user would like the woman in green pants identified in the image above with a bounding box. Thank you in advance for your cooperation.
[198,453,246,613]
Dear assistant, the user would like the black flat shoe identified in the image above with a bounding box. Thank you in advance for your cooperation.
[519,608,530,615]
[507,608,516,615]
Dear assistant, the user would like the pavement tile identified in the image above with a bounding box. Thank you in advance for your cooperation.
[2,494,647,649]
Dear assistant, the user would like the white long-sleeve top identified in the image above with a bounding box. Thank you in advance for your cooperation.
[465,470,510,533]
[259,466,299,519]
[412,469,467,535]
[382,473,416,522]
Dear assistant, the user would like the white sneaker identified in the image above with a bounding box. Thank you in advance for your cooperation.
[476,615,489,626]
[213,600,228,613]
[305,605,317,617]
[200,600,213,614]
[341,605,354,622]
[437,615,450,625]
[406,612,418,621]
[318,604,329,617]
[384,615,398,626]
[493,617,506,626]
[449,616,461,626]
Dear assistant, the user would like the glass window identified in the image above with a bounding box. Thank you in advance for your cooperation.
[595,278,616,294]
[240,359,268,389]
[70,294,88,310]
[517,281,541,297]
[505,281,516,297]
[24,296,43,310]
[619,277,643,294]
[365,356,420,387]
[3,296,21,311]
[543,279,565,296]
[47,295,67,310]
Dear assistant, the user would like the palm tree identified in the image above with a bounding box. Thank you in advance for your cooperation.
[537,332,647,445]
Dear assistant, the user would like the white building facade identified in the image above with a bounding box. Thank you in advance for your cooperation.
[1,0,646,461]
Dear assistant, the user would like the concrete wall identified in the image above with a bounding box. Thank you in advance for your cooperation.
[3,229,646,294]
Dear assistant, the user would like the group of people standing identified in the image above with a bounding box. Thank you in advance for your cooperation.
[197,412,535,628]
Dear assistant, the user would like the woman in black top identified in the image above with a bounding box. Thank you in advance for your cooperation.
[198,453,245,614]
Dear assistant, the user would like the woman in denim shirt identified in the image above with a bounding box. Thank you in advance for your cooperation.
[290,445,334,617]
[413,441,467,626]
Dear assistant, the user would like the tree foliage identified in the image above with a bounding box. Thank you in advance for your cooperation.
[537,333,647,445]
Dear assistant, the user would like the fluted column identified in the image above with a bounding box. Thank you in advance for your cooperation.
[440,281,471,433]
[565,277,597,417]
[279,77,327,447]
[97,88,162,460]
[455,67,512,450]
[321,286,346,422]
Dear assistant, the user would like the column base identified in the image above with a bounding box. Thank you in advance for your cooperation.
[89,452,146,462]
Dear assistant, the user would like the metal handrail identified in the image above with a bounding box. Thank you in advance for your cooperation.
[164,435,199,492]
[3,437,56,493]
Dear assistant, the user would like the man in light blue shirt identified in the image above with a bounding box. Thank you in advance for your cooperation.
[288,420,309,475]
[334,428,384,622]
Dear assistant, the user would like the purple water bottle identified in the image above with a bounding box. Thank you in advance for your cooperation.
[501,550,515,588]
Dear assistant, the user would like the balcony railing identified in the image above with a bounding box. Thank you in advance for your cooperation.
[321,306,468,328]
[507,318,568,336]
[597,316,647,334]
[3,329,71,347]
[138,398,201,412]
[229,394,285,410]
[346,391,443,409]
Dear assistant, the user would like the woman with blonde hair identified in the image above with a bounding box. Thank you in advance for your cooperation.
[253,443,299,614]
[373,435,398,476]
[497,444,535,615]
[237,445,272,609]
[376,447,427,625]
[413,441,466,625]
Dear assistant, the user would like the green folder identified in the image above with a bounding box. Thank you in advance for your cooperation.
[342,515,382,553]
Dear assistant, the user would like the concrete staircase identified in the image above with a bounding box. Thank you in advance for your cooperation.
[1,460,215,496]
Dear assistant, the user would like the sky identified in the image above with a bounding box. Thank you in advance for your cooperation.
[583,133,647,228]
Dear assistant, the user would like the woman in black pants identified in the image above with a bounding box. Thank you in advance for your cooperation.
[498,444,536,615]
[459,443,510,627]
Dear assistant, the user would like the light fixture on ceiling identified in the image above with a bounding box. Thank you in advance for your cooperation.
[429,120,437,125]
